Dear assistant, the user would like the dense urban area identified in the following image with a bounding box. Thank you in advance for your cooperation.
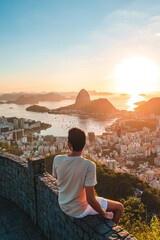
[0,113,160,191]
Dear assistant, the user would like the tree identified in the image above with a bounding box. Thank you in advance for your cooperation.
[120,197,146,235]
[134,216,160,240]
[141,189,160,214]
[120,197,160,239]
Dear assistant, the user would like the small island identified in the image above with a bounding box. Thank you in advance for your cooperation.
[26,105,49,113]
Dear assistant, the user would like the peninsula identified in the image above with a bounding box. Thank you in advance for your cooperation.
[26,89,118,118]
[49,89,117,117]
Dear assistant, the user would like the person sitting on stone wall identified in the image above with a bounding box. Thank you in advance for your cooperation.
[52,127,124,224]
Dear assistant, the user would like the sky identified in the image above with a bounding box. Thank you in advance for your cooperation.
[1,0,160,93]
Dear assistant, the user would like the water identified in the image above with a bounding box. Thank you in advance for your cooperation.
[0,99,117,136]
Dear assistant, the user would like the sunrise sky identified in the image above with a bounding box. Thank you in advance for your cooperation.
[1,0,160,94]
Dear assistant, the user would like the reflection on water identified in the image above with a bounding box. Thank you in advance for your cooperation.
[127,94,145,111]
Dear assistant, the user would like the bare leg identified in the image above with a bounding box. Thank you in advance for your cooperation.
[106,199,124,224]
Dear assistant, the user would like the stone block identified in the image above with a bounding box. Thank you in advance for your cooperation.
[117,230,129,238]
[95,223,111,235]
[83,233,90,240]
[0,223,6,235]
[104,231,119,239]
[85,216,105,228]
[112,226,123,233]
[105,219,116,228]
[127,236,137,240]
[77,226,84,238]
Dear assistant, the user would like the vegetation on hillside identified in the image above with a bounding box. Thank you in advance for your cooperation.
[0,142,23,156]
[120,197,160,239]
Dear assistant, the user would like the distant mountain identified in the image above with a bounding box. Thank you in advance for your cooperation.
[0,90,115,102]
[56,91,77,99]
[88,90,114,96]
[135,97,160,115]
[3,92,66,104]
[0,93,30,101]
[35,92,66,102]
[14,95,38,105]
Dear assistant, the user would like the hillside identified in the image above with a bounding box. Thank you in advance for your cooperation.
[135,97,160,114]
[81,98,117,114]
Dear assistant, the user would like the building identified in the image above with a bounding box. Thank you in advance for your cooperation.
[88,132,96,143]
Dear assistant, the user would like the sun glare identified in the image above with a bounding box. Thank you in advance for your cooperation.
[114,56,159,95]
[127,94,145,111]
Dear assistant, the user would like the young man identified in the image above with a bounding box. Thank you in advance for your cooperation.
[52,128,124,224]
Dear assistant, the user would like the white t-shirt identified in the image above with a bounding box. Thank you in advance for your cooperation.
[52,154,97,217]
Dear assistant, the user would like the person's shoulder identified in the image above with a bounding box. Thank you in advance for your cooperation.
[54,154,66,162]
[82,157,96,167]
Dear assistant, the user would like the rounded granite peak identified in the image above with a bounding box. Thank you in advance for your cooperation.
[75,89,91,107]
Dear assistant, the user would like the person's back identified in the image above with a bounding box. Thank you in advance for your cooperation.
[52,128,124,224]
[53,154,97,217]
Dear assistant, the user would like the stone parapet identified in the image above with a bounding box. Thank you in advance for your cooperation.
[0,153,137,240]
[0,153,36,222]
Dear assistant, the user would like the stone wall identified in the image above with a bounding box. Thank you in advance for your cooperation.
[0,153,37,222]
[0,153,137,240]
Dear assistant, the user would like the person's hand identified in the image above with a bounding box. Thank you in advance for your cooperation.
[103,211,114,220]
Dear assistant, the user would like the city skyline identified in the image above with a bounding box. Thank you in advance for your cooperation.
[1,0,160,95]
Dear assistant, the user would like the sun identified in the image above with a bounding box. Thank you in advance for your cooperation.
[114,56,159,94]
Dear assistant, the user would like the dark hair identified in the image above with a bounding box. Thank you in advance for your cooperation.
[68,128,86,151]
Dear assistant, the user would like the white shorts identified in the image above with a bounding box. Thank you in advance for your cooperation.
[75,197,108,218]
